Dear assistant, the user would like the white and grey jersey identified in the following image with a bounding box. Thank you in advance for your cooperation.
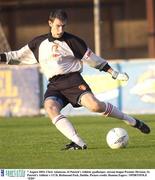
[3,32,110,79]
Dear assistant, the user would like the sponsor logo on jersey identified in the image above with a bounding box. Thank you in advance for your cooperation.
[52,44,61,58]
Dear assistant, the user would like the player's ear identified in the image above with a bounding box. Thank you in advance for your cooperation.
[48,20,53,28]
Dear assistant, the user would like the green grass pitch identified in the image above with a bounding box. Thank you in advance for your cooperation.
[0,114,154,169]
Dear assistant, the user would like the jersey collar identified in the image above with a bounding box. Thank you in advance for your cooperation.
[48,32,66,42]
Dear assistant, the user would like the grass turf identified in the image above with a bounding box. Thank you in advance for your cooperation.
[0,114,154,169]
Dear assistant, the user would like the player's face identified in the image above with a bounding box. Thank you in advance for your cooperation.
[49,18,67,38]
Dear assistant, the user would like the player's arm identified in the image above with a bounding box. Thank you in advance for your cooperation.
[82,48,129,81]
[0,45,38,65]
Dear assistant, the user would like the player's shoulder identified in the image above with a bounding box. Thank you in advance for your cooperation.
[64,32,86,45]
[63,32,87,59]
[28,34,48,49]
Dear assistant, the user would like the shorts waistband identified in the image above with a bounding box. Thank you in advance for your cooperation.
[49,71,79,82]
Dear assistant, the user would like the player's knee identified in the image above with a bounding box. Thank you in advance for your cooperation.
[44,99,59,113]
[44,103,57,113]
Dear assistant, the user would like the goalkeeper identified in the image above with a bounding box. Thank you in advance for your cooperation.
[0,9,150,150]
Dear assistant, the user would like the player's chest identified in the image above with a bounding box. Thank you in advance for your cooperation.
[39,40,74,61]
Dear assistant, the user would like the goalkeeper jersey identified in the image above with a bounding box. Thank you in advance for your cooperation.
[4,32,110,79]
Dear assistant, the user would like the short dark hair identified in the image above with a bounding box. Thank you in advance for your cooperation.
[49,9,68,22]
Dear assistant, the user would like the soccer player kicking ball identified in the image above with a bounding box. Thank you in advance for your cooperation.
[0,9,150,150]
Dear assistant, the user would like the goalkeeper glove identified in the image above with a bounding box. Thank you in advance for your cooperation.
[112,70,129,81]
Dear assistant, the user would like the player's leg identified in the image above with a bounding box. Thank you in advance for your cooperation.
[44,97,87,150]
[80,93,150,134]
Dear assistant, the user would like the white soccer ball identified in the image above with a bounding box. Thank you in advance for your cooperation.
[106,128,129,149]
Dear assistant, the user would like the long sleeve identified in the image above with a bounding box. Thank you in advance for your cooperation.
[82,48,111,72]
[4,45,38,64]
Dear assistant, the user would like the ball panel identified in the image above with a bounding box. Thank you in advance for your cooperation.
[106,128,129,149]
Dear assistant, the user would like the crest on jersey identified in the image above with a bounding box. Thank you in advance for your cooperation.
[78,84,87,91]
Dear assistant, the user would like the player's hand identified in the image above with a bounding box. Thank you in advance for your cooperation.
[112,71,129,81]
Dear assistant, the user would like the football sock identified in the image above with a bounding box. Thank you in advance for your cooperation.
[103,102,136,126]
[52,114,86,147]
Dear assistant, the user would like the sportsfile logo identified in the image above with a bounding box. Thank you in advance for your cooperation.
[1,169,4,176]
[4,169,25,177]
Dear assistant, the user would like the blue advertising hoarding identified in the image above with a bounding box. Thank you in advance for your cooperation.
[0,65,40,116]
[121,60,155,114]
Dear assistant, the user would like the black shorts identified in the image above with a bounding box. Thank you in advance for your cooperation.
[44,72,92,108]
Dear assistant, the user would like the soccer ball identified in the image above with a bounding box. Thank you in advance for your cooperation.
[106,128,129,149]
